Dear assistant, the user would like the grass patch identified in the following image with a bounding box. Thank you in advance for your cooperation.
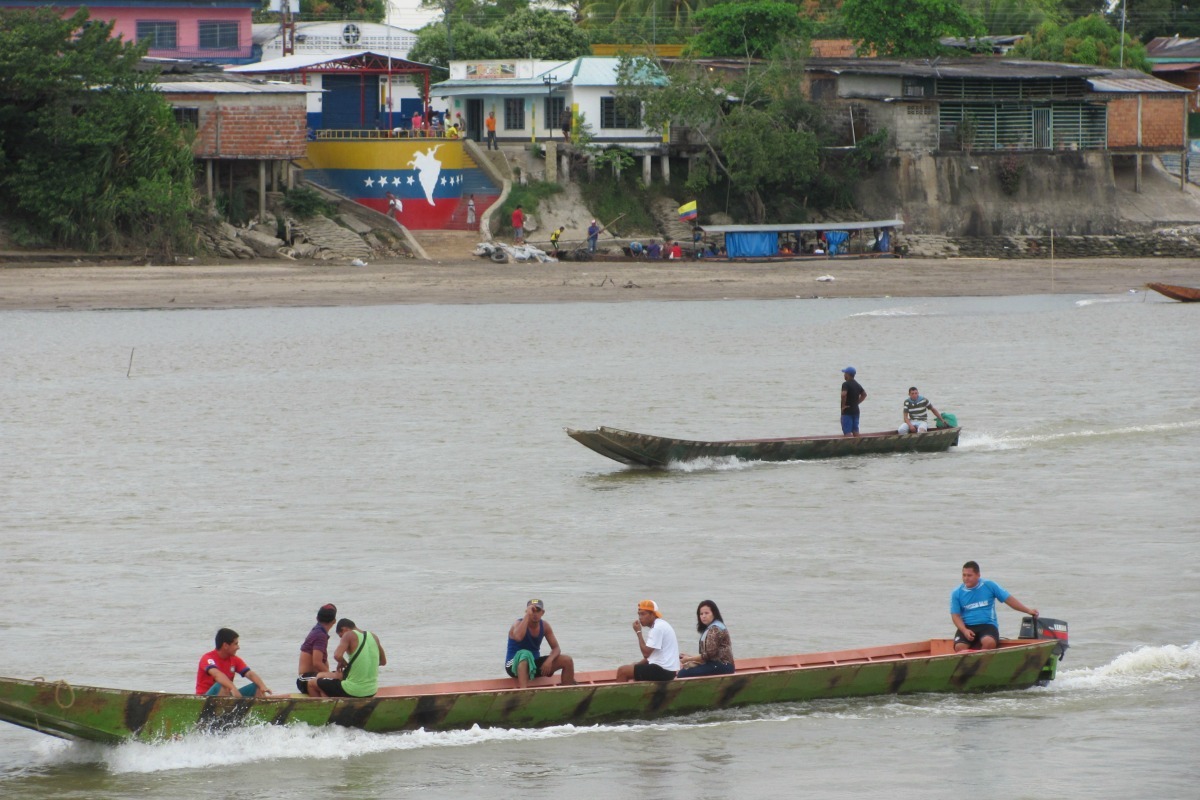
[578,174,656,237]
[282,186,338,220]
[497,181,563,236]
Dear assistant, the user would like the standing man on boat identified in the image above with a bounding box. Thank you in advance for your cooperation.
[196,628,273,698]
[505,599,576,688]
[898,386,945,434]
[616,600,680,682]
[587,219,600,253]
[951,561,1040,652]
[297,603,337,695]
[840,366,867,437]
[311,619,387,698]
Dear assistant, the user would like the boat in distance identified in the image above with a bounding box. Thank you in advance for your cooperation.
[566,425,961,467]
[0,630,1066,744]
[1146,282,1200,302]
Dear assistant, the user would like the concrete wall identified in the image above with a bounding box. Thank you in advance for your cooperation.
[854,151,1126,235]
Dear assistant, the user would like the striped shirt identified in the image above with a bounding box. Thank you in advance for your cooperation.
[904,396,932,421]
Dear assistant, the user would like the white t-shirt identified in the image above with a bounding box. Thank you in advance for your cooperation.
[643,619,680,671]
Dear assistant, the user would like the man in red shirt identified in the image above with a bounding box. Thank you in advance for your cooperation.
[512,205,525,244]
[196,627,272,698]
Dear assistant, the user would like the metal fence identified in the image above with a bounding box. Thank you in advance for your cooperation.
[939,103,1107,151]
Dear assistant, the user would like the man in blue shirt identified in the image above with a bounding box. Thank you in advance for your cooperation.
[505,599,576,688]
[951,561,1040,651]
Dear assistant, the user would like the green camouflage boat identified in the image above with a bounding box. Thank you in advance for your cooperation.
[566,425,961,467]
[0,631,1066,744]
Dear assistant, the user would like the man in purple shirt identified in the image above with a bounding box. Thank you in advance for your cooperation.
[297,603,337,695]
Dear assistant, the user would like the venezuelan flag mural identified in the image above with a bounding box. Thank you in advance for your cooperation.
[304,139,500,230]
[678,200,698,222]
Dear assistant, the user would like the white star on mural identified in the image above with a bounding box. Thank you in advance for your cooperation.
[406,176,415,185]
[392,176,403,186]
[379,175,388,185]
[439,177,446,186]
[365,177,375,187]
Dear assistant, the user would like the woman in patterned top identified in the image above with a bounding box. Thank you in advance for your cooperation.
[677,599,735,677]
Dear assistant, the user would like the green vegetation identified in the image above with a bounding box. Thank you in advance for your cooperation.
[409,8,590,69]
[282,186,339,219]
[0,9,197,254]
[1008,14,1151,71]
[577,174,656,237]
[841,0,985,57]
[686,2,813,59]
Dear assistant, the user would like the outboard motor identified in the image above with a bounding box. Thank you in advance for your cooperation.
[1019,616,1069,660]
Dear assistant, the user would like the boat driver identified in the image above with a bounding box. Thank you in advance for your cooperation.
[505,599,576,688]
[898,386,945,434]
[951,561,1040,651]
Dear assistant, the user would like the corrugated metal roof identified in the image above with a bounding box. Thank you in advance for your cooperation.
[1146,36,1200,60]
[702,219,904,234]
[807,57,1110,80]
[227,50,371,72]
[1151,62,1200,73]
[156,81,315,94]
[1088,75,1189,93]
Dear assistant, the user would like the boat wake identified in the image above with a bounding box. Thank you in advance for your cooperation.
[1074,293,1143,307]
[24,644,1198,773]
[958,420,1200,451]
[847,306,927,317]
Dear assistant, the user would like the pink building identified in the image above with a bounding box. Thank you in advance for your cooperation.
[4,1,259,63]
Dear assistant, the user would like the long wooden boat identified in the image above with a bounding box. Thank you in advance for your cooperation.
[1146,282,1200,302]
[0,637,1063,744]
[567,425,961,467]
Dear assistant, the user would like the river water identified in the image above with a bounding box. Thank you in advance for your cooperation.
[1,292,1197,799]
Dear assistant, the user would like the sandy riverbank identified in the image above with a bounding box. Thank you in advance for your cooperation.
[1,255,1198,310]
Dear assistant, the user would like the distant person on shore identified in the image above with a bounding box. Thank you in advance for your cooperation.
[587,219,600,253]
[616,600,679,682]
[677,600,735,678]
[412,110,424,136]
[386,191,402,221]
[559,108,572,141]
[485,111,497,150]
[311,619,387,698]
[951,561,1039,651]
[646,240,662,259]
[898,386,945,434]
[297,603,337,695]
[512,205,525,244]
[668,241,683,259]
[196,627,272,698]
[466,194,476,227]
[840,366,866,437]
[550,226,565,252]
[505,599,576,688]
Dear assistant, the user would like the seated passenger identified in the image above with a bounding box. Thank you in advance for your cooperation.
[616,600,679,682]
[629,240,644,257]
[677,600,735,677]
[505,599,575,688]
[646,241,662,259]
[899,386,945,434]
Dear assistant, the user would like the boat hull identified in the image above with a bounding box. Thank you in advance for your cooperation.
[566,425,961,467]
[1146,282,1200,302]
[0,640,1057,743]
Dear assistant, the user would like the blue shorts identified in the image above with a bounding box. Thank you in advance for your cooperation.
[841,411,860,434]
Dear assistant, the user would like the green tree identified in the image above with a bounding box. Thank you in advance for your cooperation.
[0,9,196,253]
[1008,14,1151,71]
[409,7,589,65]
[842,0,985,57]
[687,2,813,59]
[962,0,1063,36]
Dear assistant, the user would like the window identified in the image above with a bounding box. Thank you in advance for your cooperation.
[809,78,836,101]
[504,98,524,130]
[198,21,239,50]
[173,107,200,128]
[544,96,565,131]
[136,21,177,50]
[601,97,640,129]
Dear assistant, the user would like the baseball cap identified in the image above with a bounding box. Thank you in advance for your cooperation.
[527,599,545,610]
[842,366,856,375]
[637,599,663,618]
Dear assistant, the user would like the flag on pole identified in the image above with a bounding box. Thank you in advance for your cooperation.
[678,200,698,221]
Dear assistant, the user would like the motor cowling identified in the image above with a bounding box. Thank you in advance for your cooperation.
[1019,616,1068,660]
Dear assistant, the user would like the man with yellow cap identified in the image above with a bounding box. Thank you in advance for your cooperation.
[616,600,680,682]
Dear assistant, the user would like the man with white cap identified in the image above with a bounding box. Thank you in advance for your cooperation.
[616,600,680,682]
[840,366,867,437]
[587,219,600,253]
[505,599,576,688]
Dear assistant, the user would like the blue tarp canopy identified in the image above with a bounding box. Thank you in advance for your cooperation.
[724,231,777,258]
